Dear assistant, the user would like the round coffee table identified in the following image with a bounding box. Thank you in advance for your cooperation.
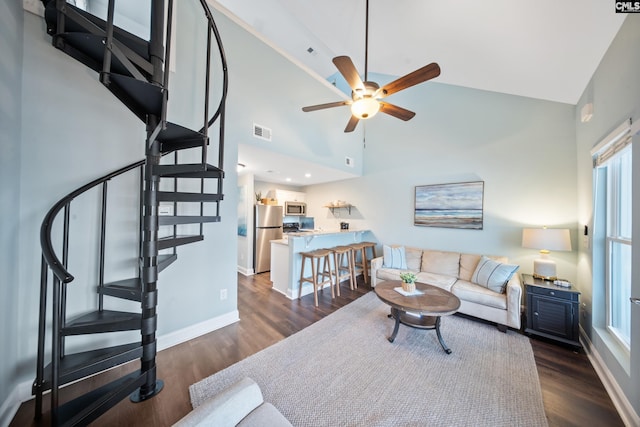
[374,280,461,354]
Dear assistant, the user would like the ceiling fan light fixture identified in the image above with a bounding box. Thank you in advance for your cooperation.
[351,97,380,119]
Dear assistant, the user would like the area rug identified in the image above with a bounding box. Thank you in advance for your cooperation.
[190,292,548,426]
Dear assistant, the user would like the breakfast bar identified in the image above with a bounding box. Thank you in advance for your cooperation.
[270,229,374,299]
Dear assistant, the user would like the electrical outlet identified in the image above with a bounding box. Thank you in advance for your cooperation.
[220,289,228,300]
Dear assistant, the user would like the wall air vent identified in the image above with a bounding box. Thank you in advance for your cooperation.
[253,123,272,141]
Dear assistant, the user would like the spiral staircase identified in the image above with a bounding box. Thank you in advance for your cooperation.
[32,1,228,425]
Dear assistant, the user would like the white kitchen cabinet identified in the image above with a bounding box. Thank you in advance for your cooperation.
[275,190,306,205]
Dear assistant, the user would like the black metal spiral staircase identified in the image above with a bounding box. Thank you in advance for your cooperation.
[32,1,228,425]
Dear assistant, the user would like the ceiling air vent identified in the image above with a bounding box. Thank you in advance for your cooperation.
[253,123,272,141]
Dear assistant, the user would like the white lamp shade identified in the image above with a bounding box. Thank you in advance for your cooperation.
[522,228,571,252]
[522,227,571,280]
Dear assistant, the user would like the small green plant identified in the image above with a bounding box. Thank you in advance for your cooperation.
[400,271,416,284]
[255,191,262,202]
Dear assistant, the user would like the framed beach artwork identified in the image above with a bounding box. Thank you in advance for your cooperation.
[414,181,484,229]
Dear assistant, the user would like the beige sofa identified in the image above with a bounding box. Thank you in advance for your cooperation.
[173,377,292,427]
[371,246,522,331]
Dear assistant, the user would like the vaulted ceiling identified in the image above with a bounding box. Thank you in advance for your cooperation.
[214,0,627,186]
[215,0,626,105]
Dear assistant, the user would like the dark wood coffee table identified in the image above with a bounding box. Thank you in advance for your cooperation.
[375,280,461,354]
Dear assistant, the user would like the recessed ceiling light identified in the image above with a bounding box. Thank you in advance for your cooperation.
[285,177,292,182]
[305,173,311,178]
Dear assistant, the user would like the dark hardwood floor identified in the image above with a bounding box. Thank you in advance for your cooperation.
[11,273,623,426]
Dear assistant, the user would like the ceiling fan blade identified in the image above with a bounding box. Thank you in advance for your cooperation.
[378,63,441,98]
[302,100,350,112]
[344,115,359,133]
[379,102,416,121]
[333,56,365,92]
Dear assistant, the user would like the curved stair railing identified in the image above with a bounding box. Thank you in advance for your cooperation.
[33,1,228,425]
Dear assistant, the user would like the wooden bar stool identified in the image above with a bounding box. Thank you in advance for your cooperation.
[329,245,355,291]
[299,249,335,306]
[349,242,376,285]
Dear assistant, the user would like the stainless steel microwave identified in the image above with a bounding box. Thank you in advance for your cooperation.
[284,201,306,216]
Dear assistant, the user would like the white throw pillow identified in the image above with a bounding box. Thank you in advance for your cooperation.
[471,255,519,294]
[382,245,407,269]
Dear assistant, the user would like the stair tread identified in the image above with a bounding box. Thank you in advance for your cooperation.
[107,73,163,120]
[44,2,150,60]
[40,342,142,391]
[158,122,207,151]
[155,163,224,179]
[158,235,204,250]
[63,310,141,335]
[103,277,141,289]
[158,215,221,226]
[158,253,177,272]
[157,191,223,202]
[56,370,147,427]
[100,278,142,302]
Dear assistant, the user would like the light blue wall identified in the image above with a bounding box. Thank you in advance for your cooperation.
[9,4,239,405]
[0,0,23,421]
[4,3,366,417]
[574,15,640,419]
[304,82,578,279]
[212,9,364,178]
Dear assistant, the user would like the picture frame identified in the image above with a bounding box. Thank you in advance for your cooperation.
[414,181,484,229]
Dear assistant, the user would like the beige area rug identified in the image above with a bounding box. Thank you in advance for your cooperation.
[190,292,548,426]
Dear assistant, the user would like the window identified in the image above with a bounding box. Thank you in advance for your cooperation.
[592,120,633,350]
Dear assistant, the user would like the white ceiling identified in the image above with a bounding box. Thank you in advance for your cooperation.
[213,0,627,186]
[237,143,358,187]
[214,0,626,105]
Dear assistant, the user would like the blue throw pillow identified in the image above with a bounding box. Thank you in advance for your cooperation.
[471,255,519,293]
[383,245,407,269]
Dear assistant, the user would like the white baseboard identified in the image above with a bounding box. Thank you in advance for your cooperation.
[0,310,239,427]
[237,265,254,276]
[580,328,640,427]
[157,310,239,351]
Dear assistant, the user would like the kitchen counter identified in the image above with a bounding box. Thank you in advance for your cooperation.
[270,229,375,300]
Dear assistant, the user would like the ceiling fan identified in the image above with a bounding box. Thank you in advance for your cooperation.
[301,0,441,133]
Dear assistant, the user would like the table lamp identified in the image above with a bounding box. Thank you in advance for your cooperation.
[522,227,571,280]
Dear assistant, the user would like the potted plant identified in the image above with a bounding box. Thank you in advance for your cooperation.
[399,271,417,293]
[255,192,262,204]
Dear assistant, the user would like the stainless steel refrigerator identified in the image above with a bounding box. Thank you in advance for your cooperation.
[254,204,283,273]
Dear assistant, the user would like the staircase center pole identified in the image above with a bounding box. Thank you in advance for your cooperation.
[131,0,166,402]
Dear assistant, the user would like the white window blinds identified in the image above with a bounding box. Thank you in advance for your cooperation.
[591,119,633,168]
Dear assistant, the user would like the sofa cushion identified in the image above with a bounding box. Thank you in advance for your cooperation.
[376,268,405,283]
[382,245,407,269]
[174,377,264,427]
[471,256,519,294]
[239,402,293,427]
[421,250,460,277]
[415,272,457,292]
[459,254,481,281]
[459,254,508,281]
[453,280,508,310]
[405,247,423,271]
